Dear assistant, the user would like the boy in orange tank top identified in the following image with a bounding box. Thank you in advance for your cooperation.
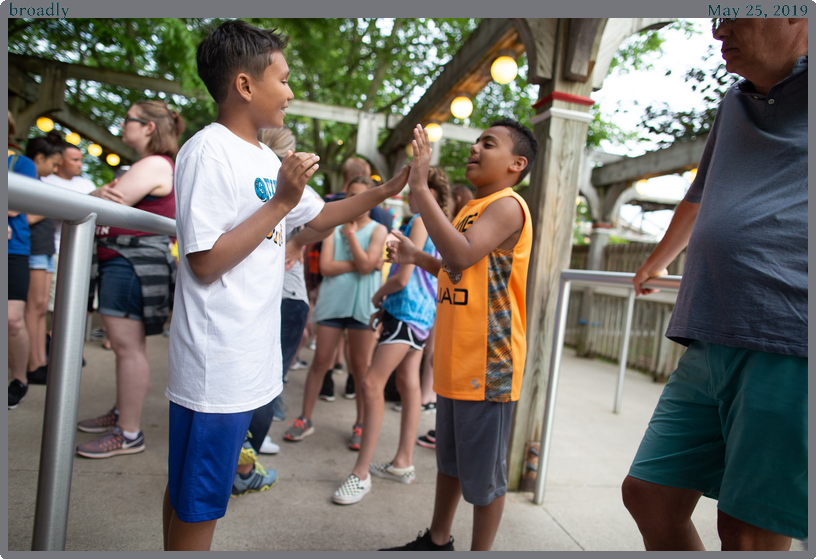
[382,120,538,551]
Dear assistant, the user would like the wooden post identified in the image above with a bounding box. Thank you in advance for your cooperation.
[506,18,606,491]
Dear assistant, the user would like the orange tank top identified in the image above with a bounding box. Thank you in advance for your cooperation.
[432,188,532,402]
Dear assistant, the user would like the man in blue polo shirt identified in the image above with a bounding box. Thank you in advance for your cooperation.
[622,18,807,551]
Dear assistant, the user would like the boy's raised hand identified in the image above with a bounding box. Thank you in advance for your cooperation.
[408,124,432,191]
[385,229,417,265]
[275,150,319,208]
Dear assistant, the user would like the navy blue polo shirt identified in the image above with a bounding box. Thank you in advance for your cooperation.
[666,56,807,358]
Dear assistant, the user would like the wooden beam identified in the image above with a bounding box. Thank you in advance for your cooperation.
[8,65,40,102]
[564,19,605,82]
[379,19,523,155]
[512,18,559,85]
[52,104,139,163]
[9,54,189,96]
[590,135,707,186]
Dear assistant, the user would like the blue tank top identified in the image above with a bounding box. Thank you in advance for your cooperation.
[382,215,439,334]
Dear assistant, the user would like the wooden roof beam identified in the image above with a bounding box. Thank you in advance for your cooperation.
[591,135,707,186]
[9,53,188,96]
[379,18,524,155]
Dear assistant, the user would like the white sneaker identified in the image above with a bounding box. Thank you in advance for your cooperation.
[369,462,416,484]
[332,473,372,505]
[260,435,280,455]
[289,359,308,371]
[308,339,316,351]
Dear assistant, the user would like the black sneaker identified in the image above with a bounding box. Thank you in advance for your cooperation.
[27,364,48,385]
[344,375,356,399]
[8,379,28,409]
[319,370,335,402]
[380,529,454,551]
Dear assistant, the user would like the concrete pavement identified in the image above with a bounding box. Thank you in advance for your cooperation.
[7,335,806,551]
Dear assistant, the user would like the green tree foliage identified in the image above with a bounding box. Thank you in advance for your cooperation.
[640,47,737,146]
[9,18,479,191]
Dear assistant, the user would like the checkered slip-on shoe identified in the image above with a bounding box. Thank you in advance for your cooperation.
[369,461,416,484]
[332,473,372,505]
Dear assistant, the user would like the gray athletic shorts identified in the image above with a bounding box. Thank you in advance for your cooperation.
[435,395,515,506]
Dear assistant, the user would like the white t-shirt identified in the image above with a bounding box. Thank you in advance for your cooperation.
[167,123,324,413]
[40,174,96,253]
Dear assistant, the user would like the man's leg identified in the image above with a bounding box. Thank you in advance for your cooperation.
[471,494,506,551]
[718,510,792,551]
[429,471,462,546]
[621,476,706,551]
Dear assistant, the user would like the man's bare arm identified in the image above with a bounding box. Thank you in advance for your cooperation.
[633,199,700,295]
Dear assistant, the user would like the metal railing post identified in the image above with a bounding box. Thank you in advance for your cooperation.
[533,277,572,505]
[613,289,636,414]
[31,214,97,551]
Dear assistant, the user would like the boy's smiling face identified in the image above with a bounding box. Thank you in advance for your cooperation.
[252,50,293,129]
[465,126,525,189]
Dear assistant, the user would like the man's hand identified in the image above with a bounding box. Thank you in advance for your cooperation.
[408,124,432,192]
[633,264,668,296]
[385,229,417,265]
[274,150,319,209]
[284,238,304,271]
[8,224,12,240]
[90,178,124,204]
[380,164,411,198]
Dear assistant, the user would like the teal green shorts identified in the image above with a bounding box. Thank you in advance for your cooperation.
[628,340,807,540]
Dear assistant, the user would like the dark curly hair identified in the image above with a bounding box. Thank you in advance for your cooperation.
[489,118,538,185]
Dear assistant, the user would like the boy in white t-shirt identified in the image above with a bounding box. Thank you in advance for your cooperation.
[164,20,410,551]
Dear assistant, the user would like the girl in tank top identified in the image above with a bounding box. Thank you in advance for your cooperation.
[285,176,387,449]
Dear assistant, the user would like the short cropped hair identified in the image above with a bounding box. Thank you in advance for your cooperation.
[341,157,371,183]
[196,19,290,104]
[489,118,538,185]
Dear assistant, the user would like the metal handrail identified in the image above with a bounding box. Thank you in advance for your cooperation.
[8,171,176,550]
[533,269,682,505]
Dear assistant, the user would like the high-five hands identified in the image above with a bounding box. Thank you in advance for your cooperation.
[275,150,319,209]
[381,164,412,198]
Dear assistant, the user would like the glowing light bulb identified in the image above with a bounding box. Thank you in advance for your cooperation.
[425,123,443,143]
[88,144,103,157]
[106,153,121,166]
[36,117,54,132]
[491,56,518,84]
[65,133,81,145]
[450,95,473,119]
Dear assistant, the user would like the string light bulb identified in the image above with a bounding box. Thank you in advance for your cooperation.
[87,144,103,157]
[424,122,443,143]
[450,93,473,119]
[491,51,518,84]
[36,117,54,132]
